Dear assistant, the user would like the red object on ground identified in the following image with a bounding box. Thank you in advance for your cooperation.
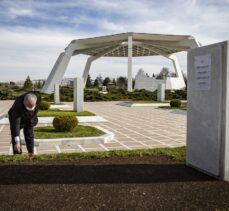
[29,153,33,160]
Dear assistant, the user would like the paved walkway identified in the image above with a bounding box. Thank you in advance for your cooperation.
[0,101,186,155]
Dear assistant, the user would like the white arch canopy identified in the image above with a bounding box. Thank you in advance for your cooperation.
[41,32,200,94]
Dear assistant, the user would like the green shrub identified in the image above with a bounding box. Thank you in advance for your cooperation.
[41,93,53,102]
[60,86,73,102]
[165,89,187,100]
[39,101,51,110]
[170,99,182,108]
[53,116,78,132]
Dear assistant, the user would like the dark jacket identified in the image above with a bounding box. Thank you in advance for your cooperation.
[8,92,41,137]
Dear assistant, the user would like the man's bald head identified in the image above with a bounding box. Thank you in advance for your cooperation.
[23,93,37,110]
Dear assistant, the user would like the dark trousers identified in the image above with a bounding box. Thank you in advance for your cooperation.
[10,124,34,155]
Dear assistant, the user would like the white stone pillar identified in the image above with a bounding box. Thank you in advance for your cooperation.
[73,78,84,112]
[157,83,165,102]
[54,83,60,104]
[128,36,133,92]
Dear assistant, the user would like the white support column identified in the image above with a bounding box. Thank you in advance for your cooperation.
[157,83,165,102]
[167,54,186,89]
[82,56,96,86]
[73,78,84,112]
[128,36,133,92]
[168,54,183,78]
[54,83,60,104]
[41,50,72,94]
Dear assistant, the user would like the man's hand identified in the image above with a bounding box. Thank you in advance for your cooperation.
[14,142,21,153]
[14,136,21,153]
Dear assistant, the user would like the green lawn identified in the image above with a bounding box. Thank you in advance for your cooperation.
[0,146,186,162]
[50,102,64,105]
[179,106,187,110]
[34,125,104,139]
[38,109,95,117]
[85,88,99,92]
[158,105,187,110]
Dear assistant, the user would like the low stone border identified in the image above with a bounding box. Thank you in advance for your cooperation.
[20,125,114,146]
[117,102,170,107]
[0,116,107,125]
[117,100,187,107]
[50,104,71,110]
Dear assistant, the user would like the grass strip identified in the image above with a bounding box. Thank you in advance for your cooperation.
[0,147,186,162]
[126,100,168,104]
[38,110,95,117]
[158,105,187,110]
[34,125,104,139]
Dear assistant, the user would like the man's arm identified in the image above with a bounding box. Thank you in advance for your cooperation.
[9,109,21,139]
[9,109,22,153]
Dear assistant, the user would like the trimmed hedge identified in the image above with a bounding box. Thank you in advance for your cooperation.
[39,101,51,110]
[170,99,182,108]
[53,116,78,132]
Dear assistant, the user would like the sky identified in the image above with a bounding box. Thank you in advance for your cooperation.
[0,0,229,82]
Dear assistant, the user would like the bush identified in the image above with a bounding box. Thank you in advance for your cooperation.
[170,99,182,108]
[165,89,187,100]
[41,93,53,102]
[53,116,78,132]
[39,101,51,110]
[60,86,73,102]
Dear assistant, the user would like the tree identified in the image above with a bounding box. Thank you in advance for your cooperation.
[156,67,169,79]
[93,78,99,87]
[112,78,116,86]
[23,76,33,91]
[86,74,92,88]
[132,78,135,88]
[34,80,43,89]
[117,76,127,89]
[103,77,111,86]
[95,74,103,87]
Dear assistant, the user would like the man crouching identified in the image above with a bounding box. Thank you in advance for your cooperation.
[8,92,41,159]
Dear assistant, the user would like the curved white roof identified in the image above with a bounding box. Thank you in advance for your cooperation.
[69,32,200,57]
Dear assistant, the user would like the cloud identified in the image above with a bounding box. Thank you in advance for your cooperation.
[8,8,34,19]
[99,20,125,32]
[0,0,229,82]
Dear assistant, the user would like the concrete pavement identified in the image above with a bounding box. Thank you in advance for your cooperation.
[0,101,186,155]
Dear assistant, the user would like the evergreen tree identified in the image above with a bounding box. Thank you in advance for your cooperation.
[112,78,116,86]
[94,74,103,87]
[132,78,135,88]
[86,74,92,88]
[117,76,127,89]
[156,67,169,79]
[103,77,111,86]
[97,74,103,86]
[35,80,42,89]
[93,78,99,87]
[23,76,33,91]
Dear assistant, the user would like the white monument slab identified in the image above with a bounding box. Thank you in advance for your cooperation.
[187,41,229,181]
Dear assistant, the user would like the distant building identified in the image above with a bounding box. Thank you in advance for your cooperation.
[134,69,186,92]
[15,80,25,87]
[61,78,74,86]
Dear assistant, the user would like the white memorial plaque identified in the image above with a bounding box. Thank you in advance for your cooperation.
[194,54,211,90]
